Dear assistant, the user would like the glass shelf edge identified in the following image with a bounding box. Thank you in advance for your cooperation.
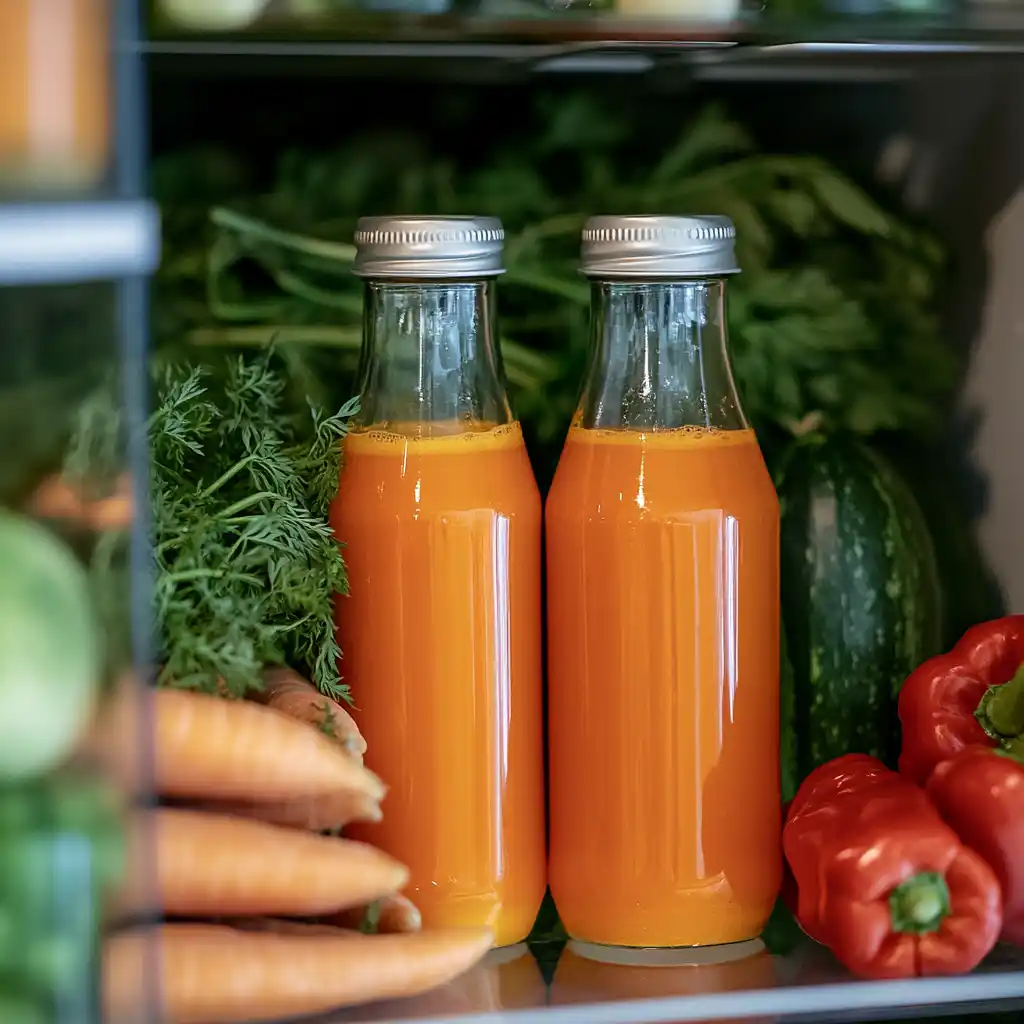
[0,200,161,286]
[326,968,1024,1024]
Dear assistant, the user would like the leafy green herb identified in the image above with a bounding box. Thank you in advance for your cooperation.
[66,350,356,702]
[152,352,356,700]
[152,96,958,467]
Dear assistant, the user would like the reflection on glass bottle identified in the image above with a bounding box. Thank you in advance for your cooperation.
[551,940,778,1020]
[352,943,548,1019]
[333,216,546,948]
[546,215,781,952]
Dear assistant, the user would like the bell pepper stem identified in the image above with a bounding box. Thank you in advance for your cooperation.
[890,872,951,934]
[976,663,1024,743]
[996,738,1024,765]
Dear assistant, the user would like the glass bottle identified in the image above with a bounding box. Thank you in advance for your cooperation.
[546,215,781,954]
[332,216,546,947]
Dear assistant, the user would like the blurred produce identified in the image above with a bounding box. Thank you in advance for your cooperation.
[156,0,272,29]
[0,284,117,508]
[614,0,740,16]
[776,432,943,779]
[0,511,102,780]
[0,772,123,1019]
[0,0,110,193]
[772,0,954,17]
[0,470,131,1020]
[151,96,960,479]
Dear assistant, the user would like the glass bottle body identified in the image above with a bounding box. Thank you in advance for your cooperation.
[332,279,546,946]
[546,279,781,950]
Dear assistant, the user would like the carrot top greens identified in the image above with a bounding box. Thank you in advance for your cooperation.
[66,350,357,701]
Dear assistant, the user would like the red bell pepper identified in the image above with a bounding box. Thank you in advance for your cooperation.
[927,746,1024,946]
[784,754,1002,979]
[899,615,1024,786]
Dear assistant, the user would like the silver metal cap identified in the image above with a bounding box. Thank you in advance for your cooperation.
[580,215,740,279]
[353,215,505,279]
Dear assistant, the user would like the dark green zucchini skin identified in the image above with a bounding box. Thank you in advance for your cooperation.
[775,433,942,779]
[779,625,798,806]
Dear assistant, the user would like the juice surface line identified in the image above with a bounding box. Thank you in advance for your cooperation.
[545,215,782,950]
[331,217,545,947]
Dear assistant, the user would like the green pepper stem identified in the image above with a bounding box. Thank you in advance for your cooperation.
[977,663,1024,742]
[889,873,951,935]
[996,738,1024,765]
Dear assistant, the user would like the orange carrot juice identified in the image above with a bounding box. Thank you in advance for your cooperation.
[332,422,545,947]
[546,424,781,949]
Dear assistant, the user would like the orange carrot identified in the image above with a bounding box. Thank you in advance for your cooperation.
[93,687,384,803]
[258,667,366,761]
[331,893,422,934]
[191,788,382,833]
[30,472,133,530]
[141,808,408,917]
[226,918,361,937]
[104,924,494,1023]
[29,475,83,521]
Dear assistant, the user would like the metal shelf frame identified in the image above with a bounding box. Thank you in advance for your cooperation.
[0,201,159,286]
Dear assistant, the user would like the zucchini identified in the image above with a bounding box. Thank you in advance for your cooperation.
[775,433,942,777]
[779,626,798,805]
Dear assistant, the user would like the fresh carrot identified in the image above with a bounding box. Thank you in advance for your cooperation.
[30,472,133,530]
[332,893,422,934]
[258,667,366,761]
[92,687,384,803]
[104,923,494,1023]
[227,918,361,937]
[134,808,408,918]
[191,787,382,833]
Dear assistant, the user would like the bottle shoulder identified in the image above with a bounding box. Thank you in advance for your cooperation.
[546,427,778,523]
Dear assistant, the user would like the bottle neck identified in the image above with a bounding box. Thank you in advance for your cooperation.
[576,279,747,432]
[354,279,513,432]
